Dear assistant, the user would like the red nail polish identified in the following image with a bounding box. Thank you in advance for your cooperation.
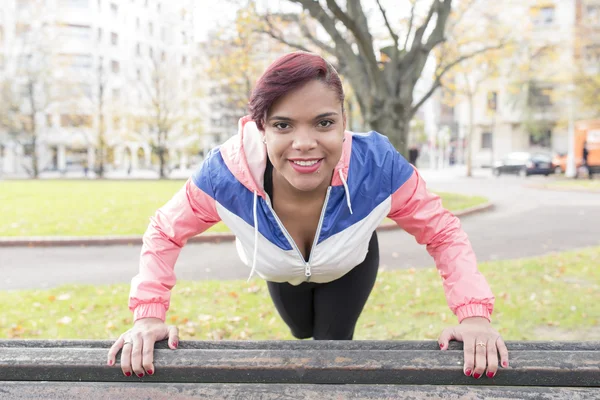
[125,372,131,377]
[465,369,472,376]
[502,361,509,368]
[487,371,495,378]
[439,343,444,349]
[173,341,178,348]
[147,370,153,375]
[473,373,481,379]
[137,373,144,378]
[107,360,113,366]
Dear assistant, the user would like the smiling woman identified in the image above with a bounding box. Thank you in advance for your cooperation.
[107,51,507,383]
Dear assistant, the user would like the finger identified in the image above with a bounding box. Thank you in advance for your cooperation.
[120,340,133,377]
[437,327,456,351]
[130,334,145,378]
[168,325,180,350]
[107,336,124,366]
[486,337,499,378]
[497,336,510,368]
[463,337,475,377]
[473,339,487,379]
[142,334,156,376]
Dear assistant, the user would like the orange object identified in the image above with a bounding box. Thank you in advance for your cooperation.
[553,120,600,172]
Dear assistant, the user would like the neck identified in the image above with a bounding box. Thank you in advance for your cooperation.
[272,168,333,203]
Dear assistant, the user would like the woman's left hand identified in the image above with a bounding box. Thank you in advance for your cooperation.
[438,316,509,379]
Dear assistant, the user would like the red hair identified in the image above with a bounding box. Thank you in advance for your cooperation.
[249,51,345,131]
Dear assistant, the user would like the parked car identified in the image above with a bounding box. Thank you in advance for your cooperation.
[493,152,554,177]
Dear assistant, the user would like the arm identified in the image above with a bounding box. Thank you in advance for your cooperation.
[387,164,494,323]
[128,175,220,322]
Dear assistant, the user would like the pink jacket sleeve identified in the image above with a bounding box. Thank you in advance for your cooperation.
[128,177,220,322]
[387,167,495,322]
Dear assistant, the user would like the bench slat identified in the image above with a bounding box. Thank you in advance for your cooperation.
[1,382,598,400]
[1,339,598,351]
[1,347,599,386]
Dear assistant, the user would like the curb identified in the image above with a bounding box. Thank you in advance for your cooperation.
[527,184,600,194]
[0,202,495,248]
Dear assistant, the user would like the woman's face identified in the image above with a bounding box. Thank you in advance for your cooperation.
[263,80,346,194]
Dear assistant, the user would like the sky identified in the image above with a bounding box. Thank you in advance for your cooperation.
[193,0,413,43]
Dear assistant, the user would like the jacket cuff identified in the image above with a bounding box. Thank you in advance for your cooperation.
[133,303,167,322]
[455,303,492,323]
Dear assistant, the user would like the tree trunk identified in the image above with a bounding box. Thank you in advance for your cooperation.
[367,101,410,159]
[31,132,39,179]
[466,92,474,178]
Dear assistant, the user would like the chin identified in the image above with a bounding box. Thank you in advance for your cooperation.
[286,175,325,193]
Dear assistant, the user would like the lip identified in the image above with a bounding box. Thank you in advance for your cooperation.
[289,158,323,174]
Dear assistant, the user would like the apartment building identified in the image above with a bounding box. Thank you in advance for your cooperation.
[453,0,600,168]
[0,0,199,176]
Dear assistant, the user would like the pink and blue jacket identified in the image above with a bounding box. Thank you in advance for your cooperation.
[129,116,495,323]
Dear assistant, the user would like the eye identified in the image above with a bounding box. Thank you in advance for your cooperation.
[318,120,334,128]
[273,122,291,130]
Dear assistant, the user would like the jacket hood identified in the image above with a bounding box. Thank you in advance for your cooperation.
[219,115,353,198]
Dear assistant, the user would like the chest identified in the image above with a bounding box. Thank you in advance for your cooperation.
[273,199,325,262]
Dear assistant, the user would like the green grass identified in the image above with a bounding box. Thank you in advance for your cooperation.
[1,247,598,341]
[0,180,488,237]
[545,179,600,191]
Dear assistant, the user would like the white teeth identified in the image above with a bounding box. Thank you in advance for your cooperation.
[293,160,319,166]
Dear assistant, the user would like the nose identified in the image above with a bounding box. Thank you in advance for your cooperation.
[292,128,317,151]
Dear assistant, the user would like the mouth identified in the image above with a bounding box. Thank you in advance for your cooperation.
[289,158,324,174]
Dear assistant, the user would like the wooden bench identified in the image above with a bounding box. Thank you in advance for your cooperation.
[1,340,599,399]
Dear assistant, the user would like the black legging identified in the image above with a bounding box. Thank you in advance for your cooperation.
[267,231,379,340]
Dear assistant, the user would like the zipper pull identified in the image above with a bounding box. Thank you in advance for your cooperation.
[305,265,311,277]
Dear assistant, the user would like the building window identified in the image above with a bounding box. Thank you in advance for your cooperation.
[161,27,166,40]
[528,84,553,108]
[136,18,140,30]
[111,32,118,46]
[97,27,102,41]
[110,2,118,16]
[112,88,120,100]
[111,60,120,73]
[587,5,600,25]
[149,47,154,59]
[532,6,554,26]
[481,132,492,149]
[181,55,187,65]
[529,130,552,148]
[161,51,166,61]
[61,114,92,128]
[136,42,141,55]
[136,68,141,80]
[148,22,154,36]
[487,91,497,112]
[59,24,92,41]
[58,0,90,7]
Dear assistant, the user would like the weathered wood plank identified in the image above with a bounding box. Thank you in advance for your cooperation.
[1,347,599,386]
[1,339,598,351]
[1,382,598,400]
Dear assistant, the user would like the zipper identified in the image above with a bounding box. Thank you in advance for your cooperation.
[265,187,331,281]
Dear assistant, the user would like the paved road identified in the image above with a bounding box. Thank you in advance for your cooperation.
[1,170,599,290]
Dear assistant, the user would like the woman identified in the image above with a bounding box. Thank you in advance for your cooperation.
[107,51,508,380]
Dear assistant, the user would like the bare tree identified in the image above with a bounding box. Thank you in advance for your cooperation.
[0,21,57,178]
[258,0,505,156]
[137,54,187,178]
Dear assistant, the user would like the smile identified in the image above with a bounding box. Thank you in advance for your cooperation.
[292,160,320,166]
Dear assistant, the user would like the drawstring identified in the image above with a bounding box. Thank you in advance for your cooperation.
[247,190,259,282]
[338,169,353,215]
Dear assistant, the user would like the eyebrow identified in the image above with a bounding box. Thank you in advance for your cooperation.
[267,112,339,122]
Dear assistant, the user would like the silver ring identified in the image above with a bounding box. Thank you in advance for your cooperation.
[476,341,487,347]
[123,341,132,346]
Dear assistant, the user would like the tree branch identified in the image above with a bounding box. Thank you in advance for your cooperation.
[403,0,418,50]
[410,41,509,116]
[287,0,369,95]
[376,0,399,49]
[324,0,383,92]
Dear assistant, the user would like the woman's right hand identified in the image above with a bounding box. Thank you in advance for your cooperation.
[106,317,179,377]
